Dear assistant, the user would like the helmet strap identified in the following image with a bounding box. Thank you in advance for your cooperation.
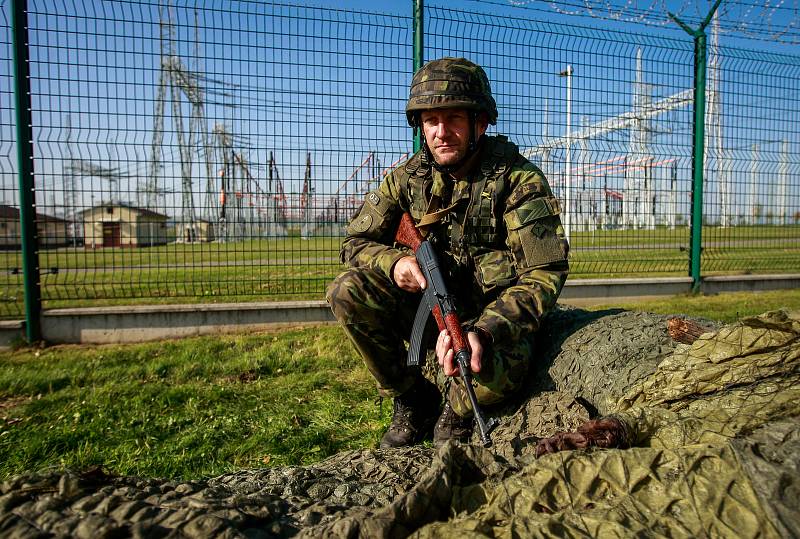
[467,111,478,152]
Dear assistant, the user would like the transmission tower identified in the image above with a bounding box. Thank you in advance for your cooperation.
[778,139,789,225]
[268,153,288,235]
[63,115,80,247]
[212,123,233,241]
[233,152,256,238]
[749,143,759,224]
[707,12,732,227]
[147,4,213,242]
[300,152,313,239]
[523,44,698,231]
[64,111,128,246]
[212,123,286,240]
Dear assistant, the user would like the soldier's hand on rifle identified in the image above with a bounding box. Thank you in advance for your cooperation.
[393,255,427,292]
[436,330,482,376]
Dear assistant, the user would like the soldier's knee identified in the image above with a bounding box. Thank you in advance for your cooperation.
[477,337,534,399]
[456,356,529,412]
[326,269,356,302]
[326,269,363,320]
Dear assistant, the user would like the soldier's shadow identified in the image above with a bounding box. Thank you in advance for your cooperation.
[492,304,626,419]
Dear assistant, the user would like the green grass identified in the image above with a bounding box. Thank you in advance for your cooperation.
[2,236,343,270]
[0,327,389,480]
[588,288,800,323]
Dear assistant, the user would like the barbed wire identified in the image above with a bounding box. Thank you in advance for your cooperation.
[480,0,800,44]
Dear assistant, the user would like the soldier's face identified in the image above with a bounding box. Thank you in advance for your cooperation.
[420,108,488,167]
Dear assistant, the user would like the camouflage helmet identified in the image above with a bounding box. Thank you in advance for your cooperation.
[406,57,498,127]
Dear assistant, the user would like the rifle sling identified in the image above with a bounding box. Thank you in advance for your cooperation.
[416,201,460,230]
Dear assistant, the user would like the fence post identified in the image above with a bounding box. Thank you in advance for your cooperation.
[669,0,721,293]
[412,0,423,153]
[11,0,42,342]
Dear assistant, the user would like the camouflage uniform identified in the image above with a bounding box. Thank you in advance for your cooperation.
[327,134,569,417]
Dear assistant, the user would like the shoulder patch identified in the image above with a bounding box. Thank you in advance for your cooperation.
[350,213,373,233]
[365,190,393,216]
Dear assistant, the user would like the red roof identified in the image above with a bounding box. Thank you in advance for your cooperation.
[80,203,168,219]
[0,204,68,222]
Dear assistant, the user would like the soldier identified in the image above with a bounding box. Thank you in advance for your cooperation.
[327,57,569,448]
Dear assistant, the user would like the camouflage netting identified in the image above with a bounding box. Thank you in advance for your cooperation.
[2,308,798,538]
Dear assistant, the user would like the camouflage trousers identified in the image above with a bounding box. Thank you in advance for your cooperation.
[326,267,535,417]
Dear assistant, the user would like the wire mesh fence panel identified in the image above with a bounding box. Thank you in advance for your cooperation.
[0,1,798,317]
[0,2,24,318]
[16,0,412,314]
[701,41,800,274]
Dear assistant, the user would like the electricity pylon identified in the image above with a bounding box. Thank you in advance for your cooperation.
[147,4,213,242]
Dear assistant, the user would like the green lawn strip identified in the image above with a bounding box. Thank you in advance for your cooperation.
[0,254,797,317]
[0,327,387,480]
[23,236,344,270]
[587,288,800,323]
[2,224,795,271]
[0,263,796,316]
[0,223,794,318]
[569,224,798,247]
[36,267,338,303]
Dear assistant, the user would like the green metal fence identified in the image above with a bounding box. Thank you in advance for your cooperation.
[1,0,798,326]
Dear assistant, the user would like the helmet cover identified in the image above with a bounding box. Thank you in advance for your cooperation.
[406,57,498,127]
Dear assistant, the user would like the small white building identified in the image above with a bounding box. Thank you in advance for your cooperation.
[179,219,215,243]
[81,203,168,248]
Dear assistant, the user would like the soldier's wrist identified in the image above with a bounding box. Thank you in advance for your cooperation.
[386,251,410,285]
[472,325,494,348]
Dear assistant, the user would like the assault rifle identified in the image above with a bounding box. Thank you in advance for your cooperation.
[395,212,499,448]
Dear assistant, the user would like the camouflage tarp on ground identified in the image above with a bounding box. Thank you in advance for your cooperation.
[1,309,797,538]
[309,309,800,538]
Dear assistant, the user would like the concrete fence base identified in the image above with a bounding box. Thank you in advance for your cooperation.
[3,274,798,346]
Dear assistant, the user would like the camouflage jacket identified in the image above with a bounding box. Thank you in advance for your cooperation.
[341,135,569,344]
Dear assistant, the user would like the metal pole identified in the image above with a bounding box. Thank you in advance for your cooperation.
[11,0,41,343]
[412,0,424,153]
[560,66,573,242]
[689,32,707,292]
[669,0,721,294]
[749,143,758,225]
[778,139,788,225]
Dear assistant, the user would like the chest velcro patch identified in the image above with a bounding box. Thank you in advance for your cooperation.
[503,195,566,267]
[504,196,561,230]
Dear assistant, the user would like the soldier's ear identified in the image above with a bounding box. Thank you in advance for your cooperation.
[476,112,490,136]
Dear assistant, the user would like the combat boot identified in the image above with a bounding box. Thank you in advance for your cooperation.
[433,401,474,447]
[380,378,441,448]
